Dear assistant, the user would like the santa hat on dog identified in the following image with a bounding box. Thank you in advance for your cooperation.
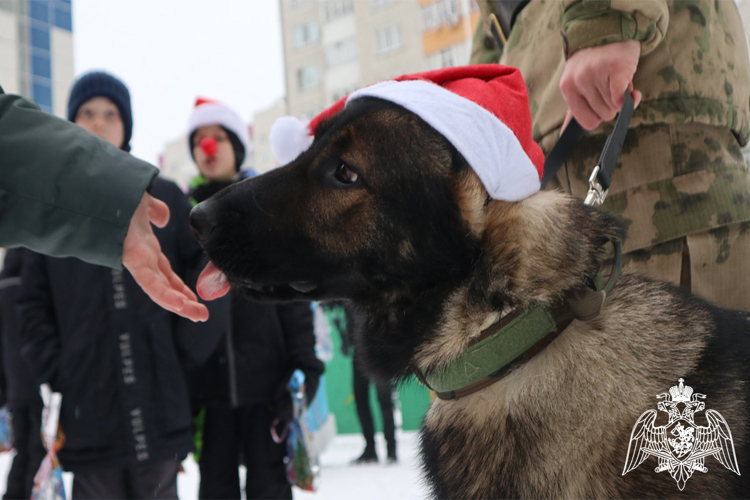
[270,65,544,202]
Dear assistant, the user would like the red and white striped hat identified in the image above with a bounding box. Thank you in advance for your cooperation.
[270,65,544,202]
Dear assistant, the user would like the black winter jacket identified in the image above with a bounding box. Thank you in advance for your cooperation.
[18,178,227,472]
[188,180,324,413]
[0,249,40,409]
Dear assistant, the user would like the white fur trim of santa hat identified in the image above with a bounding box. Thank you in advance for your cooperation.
[268,66,544,202]
[347,80,540,202]
[188,100,251,154]
[269,116,313,166]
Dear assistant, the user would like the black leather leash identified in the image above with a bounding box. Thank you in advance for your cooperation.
[540,119,584,188]
[541,92,635,206]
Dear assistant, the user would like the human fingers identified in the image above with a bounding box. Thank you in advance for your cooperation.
[582,81,617,123]
[153,251,208,321]
[561,88,602,130]
[126,255,187,313]
[560,66,604,130]
[608,73,633,110]
[175,301,209,323]
[146,194,170,229]
[157,251,201,304]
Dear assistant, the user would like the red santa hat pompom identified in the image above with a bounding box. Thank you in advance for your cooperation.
[269,65,544,202]
[188,97,251,155]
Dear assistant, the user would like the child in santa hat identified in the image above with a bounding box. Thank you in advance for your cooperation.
[185,98,323,500]
[187,97,252,204]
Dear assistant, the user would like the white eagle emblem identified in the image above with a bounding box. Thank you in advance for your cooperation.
[623,379,740,490]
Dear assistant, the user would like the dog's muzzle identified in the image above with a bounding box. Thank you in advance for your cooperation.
[189,202,217,243]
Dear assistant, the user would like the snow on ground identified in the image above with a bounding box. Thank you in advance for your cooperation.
[0,431,429,499]
[294,431,428,500]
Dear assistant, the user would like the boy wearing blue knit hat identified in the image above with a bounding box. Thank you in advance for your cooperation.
[68,71,133,152]
[18,71,220,499]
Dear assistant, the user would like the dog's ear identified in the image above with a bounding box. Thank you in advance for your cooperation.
[453,168,488,238]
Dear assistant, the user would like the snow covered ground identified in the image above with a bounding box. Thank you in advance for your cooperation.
[0,431,429,499]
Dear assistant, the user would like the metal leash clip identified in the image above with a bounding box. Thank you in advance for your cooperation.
[582,91,635,207]
[541,93,634,196]
[584,166,607,206]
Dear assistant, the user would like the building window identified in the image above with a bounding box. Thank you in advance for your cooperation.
[440,48,456,68]
[32,54,51,79]
[325,37,357,68]
[375,24,402,54]
[32,81,52,111]
[444,0,460,22]
[54,6,72,31]
[294,21,319,48]
[427,41,469,69]
[324,0,354,22]
[30,26,50,52]
[372,0,396,8]
[29,0,49,22]
[422,0,463,31]
[297,65,321,90]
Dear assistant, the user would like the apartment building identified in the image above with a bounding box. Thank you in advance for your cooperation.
[279,0,478,118]
[0,0,74,117]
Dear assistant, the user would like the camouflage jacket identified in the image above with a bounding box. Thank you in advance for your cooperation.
[471,0,750,252]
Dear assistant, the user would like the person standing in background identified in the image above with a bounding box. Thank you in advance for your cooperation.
[18,72,222,499]
[184,97,324,500]
[0,249,45,500]
[471,0,750,312]
[323,301,397,465]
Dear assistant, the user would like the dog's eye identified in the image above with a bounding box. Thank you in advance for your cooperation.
[334,163,358,185]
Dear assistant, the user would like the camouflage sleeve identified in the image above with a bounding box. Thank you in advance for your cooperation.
[562,0,669,58]
[470,17,501,65]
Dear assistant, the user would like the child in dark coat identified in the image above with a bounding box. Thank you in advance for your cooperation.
[185,97,324,499]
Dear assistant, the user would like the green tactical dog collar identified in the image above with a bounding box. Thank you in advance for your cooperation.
[416,304,565,400]
[416,239,622,401]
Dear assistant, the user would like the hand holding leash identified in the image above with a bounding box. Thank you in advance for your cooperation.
[560,40,642,131]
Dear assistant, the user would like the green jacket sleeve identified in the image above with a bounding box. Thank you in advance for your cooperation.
[562,0,669,58]
[0,88,158,269]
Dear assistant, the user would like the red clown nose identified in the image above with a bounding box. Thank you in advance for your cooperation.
[200,136,218,157]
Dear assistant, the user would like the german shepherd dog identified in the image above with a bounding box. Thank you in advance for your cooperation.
[190,97,750,498]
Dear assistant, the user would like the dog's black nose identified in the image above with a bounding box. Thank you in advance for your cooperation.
[189,202,216,242]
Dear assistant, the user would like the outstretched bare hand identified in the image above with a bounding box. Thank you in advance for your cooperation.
[123,192,209,322]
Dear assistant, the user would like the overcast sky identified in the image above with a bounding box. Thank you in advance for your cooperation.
[72,0,286,166]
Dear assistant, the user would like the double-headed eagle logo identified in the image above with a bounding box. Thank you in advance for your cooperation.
[623,379,740,490]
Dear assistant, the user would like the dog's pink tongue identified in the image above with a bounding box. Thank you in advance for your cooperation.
[197,261,230,300]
